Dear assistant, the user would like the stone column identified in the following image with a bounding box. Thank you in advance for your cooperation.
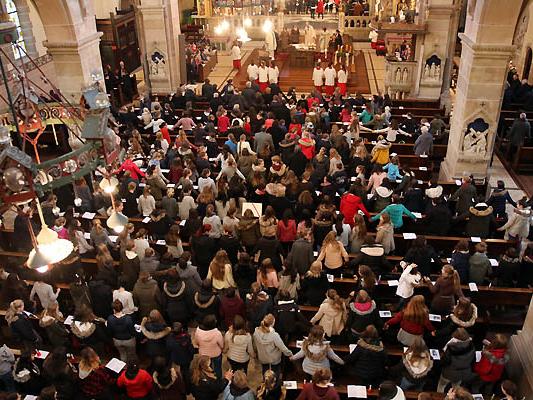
[138,0,182,94]
[508,297,533,398]
[13,0,38,58]
[34,0,105,101]
[415,0,458,101]
[439,0,522,181]
[439,34,515,180]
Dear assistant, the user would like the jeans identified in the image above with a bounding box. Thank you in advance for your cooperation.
[0,371,15,392]
[211,355,223,379]
[113,337,138,364]
[400,377,425,391]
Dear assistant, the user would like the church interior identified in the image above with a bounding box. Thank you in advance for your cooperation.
[0,0,532,399]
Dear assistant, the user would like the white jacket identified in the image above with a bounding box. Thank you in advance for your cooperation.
[231,45,241,60]
[312,67,325,86]
[268,66,279,83]
[324,67,337,86]
[396,263,421,299]
[337,69,348,84]
[247,64,259,80]
[258,66,269,82]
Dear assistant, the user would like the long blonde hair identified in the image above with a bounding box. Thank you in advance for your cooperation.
[5,299,24,325]
[442,264,461,293]
[79,347,100,372]
[403,295,429,325]
[190,355,216,385]
[322,231,342,251]
[259,314,275,333]
[326,289,344,312]
[209,250,230,281]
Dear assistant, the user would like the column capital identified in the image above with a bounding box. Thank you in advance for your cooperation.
[458,32,516,57]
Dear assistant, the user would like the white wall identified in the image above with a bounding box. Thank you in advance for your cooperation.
[94,0,121,19]
[28,0,46,56]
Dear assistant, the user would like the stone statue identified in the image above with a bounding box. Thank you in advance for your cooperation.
[435,64,441,79]
[402,67,408,83]
[424,64,430,78]
[304,23,316,47]
[429,63,436,78]
[463,127,488,156]
[150,50,166,77]
[395,67,401,82]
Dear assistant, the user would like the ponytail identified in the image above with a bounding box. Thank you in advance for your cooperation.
[260,314,275,333]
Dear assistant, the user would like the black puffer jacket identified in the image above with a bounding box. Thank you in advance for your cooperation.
[193,289,220,323]
[344,338,387,385]
[162,281,191,323]
[272,300,311,338]
[441,338,476,383]
[457,203,496,238]
[345,300,383,335]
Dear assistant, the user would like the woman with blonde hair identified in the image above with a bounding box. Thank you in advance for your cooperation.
[253,314,293,375]
[207,250,235,290]
[317,231,349,271]
[259,206,278,237]
[328,148,343,176]
[190,355,232,399]
[257,258,279,296]
[397,336,433,390]
[290,325,344,378]
[78,347,115,399]
[39,302,69,348]
[375,212,395,254]
[5,299,40,351]
[256,369,286,400]
[425,264,464,315]
[349,214,367,253]
[90,219,115,249]
[310,289,347,338]
[224,315,255,373]
[384,295,435,346]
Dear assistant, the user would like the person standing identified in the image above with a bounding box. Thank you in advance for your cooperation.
[231,41,242,70]
[247,60,259,83]
[268,61,279,85]
[258,61,269,93]
[506,112,531,159]
[337,65,348,96]
[312,63,325,93]
[317,0,325,19]
[324,64,337,96]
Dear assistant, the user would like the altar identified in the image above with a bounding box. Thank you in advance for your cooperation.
[289,44,317,68]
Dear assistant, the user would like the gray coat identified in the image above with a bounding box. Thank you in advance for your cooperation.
[507,118,531,146]
[254,131,274,154]
[287,238,314,275]
[413,131,434,156]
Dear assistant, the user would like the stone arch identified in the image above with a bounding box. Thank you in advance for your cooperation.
[27,0,104,99]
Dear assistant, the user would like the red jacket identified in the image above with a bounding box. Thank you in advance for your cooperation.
[277,219,297,243]
[219,295,245,328]
[386,311,435,335]
[474,348,508,382]
[117,369,153,398]
[115,159,146,180]
[160,126,171,144]
[217,115,230,133]
[339,193,370,226]
[296,383,340,400]
[317,0,325,13]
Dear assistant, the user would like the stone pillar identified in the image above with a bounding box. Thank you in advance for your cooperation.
[34,0,105,101]
[415,0,458,100]
[138,0,182,94]
[439,0,522,181]
[508,297,533,398]
[439,33,515,180]
[13,0,38,58]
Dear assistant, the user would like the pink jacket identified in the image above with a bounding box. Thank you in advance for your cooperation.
[277,219,297,243]
[194,327,224,357]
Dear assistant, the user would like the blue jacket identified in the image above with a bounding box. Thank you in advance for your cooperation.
[371,204,415,228]
[383,163,403,181]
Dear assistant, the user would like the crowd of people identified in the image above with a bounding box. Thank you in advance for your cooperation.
[0,75,529,400]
